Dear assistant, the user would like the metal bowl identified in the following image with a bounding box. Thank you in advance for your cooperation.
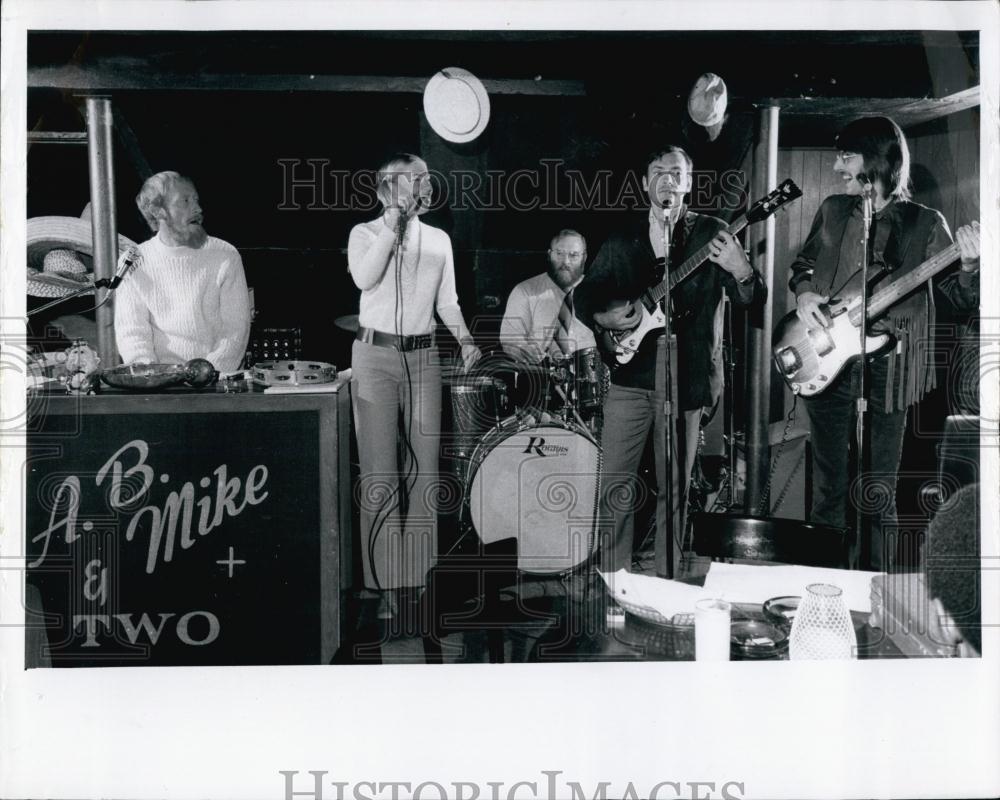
[101,363,187,390]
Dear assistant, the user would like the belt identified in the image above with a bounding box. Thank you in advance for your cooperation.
[356,326,433,352]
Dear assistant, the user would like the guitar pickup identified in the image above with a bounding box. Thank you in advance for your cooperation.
[807,325,835,356]
[775,347,801,376]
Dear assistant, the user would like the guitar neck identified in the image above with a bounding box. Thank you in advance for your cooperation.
[865,242,961,320]
[645,217,750,306]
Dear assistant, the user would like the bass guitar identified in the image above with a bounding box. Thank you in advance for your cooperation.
[772,239,967,396]
[599,179,802,366]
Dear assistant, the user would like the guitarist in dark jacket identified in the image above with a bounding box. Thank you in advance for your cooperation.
[789,115,980,570]
[575,146,763,576]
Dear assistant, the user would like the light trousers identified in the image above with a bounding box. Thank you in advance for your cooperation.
[351,340,441,589]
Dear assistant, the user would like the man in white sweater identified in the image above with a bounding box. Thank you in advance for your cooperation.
[114,171,251,374]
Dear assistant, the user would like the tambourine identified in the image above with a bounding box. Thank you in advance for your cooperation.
[250,360,337,387]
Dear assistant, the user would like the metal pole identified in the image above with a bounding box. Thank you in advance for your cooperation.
[745,104,779,513]
[85,96,119,367]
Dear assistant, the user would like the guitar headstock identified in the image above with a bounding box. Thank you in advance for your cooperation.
[746,179,803,224]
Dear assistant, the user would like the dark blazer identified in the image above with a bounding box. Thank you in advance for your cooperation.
[576,208,763,408]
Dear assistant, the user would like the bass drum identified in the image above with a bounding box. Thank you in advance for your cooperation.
[465,418,601,574]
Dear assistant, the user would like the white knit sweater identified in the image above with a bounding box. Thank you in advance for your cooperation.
[114,234,251,373]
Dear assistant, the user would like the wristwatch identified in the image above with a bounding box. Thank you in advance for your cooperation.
[737,269,756,285]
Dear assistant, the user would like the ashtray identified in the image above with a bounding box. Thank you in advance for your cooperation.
[730,619,789,660]
[762,595,801,627]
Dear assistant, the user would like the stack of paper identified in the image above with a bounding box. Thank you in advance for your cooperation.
[702,562,882,613]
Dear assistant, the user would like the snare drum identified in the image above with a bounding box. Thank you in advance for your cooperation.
[464,418,601,574]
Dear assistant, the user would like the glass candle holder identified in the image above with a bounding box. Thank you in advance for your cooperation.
[789,583,857,660]
[695,598,732,662]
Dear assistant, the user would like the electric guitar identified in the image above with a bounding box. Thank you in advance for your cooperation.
[598,179,802,366]
[773,239,969,396]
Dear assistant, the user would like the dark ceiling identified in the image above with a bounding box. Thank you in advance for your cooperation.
[28,29,979,101]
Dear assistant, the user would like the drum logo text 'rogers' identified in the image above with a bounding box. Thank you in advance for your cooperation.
[522,436,570,457]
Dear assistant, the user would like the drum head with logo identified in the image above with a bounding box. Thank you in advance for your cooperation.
[466,422,600,574]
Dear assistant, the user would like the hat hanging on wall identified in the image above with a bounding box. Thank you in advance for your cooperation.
[26,211,137,298]
[687,72,728,129]
[423,67,491,143]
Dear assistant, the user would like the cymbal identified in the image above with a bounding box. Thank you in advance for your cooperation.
[334,314,359,332]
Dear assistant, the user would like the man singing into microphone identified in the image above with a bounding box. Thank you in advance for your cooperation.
[114,171,251,374]
[348,153,481,618]
[575,146,762,576]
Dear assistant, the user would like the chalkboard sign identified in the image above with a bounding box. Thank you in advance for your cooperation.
[24,390,349,667]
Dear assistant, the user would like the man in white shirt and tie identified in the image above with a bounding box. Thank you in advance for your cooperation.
[499,229,595,364]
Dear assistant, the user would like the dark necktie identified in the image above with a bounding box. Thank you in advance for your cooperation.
[555,288,576,358]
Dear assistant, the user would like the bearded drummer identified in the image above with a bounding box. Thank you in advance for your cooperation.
[499,230,600,418]
[499,229,595,363]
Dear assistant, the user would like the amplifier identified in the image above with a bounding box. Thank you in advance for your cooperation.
[246,327,303,367]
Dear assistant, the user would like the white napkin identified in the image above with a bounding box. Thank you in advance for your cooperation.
[702,562,882,613]
[599,569,713,619]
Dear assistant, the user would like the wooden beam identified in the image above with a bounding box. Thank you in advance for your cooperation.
[761,86,980,127]
[26,131,87,144]
[29,65,586,96]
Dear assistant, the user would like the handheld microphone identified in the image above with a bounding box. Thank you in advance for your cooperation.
[398,196,427,240]
[108,247,140,289]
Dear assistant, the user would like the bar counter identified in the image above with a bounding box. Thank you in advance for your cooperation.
[24,379,352,667]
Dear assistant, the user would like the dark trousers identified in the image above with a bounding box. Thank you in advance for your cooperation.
[598,338,701,576]
[803,355,908,571]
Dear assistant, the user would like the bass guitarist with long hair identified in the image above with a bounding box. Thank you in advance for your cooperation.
[788,116,979,570]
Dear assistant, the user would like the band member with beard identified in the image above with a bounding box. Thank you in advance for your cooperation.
[575,146,762,576]
[790,116,980,570]
[114,171,251,374]
[348,153,481,617]
[499,229,595,364]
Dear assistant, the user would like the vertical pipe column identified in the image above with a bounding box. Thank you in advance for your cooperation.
[85,96,119,367]
[745,104,780,513]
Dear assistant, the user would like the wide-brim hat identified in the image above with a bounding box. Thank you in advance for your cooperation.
[26,216,137,298]
[687,72,728,128]
[423,67,491,144]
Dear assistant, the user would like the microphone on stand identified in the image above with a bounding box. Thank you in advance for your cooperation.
[661,199,675,258]
[105,247,141,289]
[857,171,874,228]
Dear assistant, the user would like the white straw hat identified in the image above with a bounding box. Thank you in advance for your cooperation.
[423,67,491,144]
[26,215,137,298]
[687,73,728,128]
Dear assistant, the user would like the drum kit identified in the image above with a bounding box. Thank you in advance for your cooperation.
[443,347,610,575]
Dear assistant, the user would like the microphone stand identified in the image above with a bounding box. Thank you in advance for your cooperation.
[27,276,120,317]
[661,206,676,578]
[722,295,738,509]
[855,186,874,569]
